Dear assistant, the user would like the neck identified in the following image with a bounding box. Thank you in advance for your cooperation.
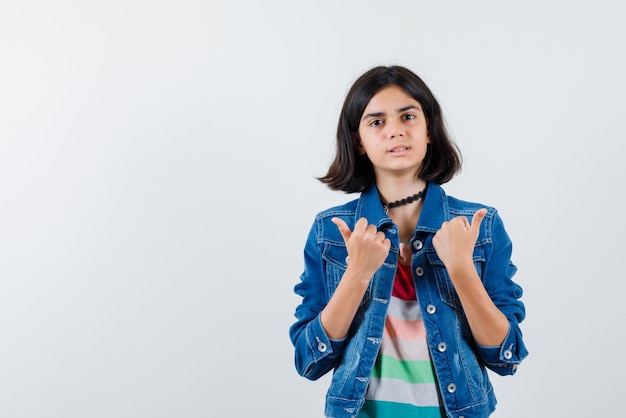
[383,191,425,242]
[376,177,427,205]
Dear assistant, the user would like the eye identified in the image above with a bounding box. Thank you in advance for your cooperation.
[369,119,383,127]
[402,114,416,121]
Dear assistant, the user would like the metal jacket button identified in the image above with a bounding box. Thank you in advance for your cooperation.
[503,349,513,360]
[318,342,327,353]
[447,383,456,393]
[412,240,423,250]
[415,267,424,276]
[437,342,447,352]
[426,304,436,314]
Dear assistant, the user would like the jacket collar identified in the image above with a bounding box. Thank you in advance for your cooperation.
[355,185,390,228]
[416,182,450,233]
[356,182,450,233]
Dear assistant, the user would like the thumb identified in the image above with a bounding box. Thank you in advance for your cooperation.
[470,208,488,233]
[331,217,352,243]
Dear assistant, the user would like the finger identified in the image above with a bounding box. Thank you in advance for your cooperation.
[331,217,352,243]
[365,223,379,237]
[351,217,371,237]
[470,208,488,232]
[381,237,391,253]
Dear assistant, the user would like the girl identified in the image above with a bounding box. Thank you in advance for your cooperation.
[289,65,528,418]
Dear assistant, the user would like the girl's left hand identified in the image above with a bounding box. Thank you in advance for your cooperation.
[432,208,487,272]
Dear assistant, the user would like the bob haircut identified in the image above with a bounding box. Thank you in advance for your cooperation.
[318,65,462,193]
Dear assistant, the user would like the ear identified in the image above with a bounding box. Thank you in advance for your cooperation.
[352,132,366,155]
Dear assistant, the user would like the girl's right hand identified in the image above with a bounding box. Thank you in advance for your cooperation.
[331,217,391,282]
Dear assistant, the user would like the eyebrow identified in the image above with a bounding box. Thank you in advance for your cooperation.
[362,104,421,121]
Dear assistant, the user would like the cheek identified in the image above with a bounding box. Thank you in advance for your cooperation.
[356,133,376,152]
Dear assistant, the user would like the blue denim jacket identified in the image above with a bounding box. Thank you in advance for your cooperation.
[289,182,528,418]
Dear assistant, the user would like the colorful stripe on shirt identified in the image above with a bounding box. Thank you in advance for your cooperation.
[359,247,445,417]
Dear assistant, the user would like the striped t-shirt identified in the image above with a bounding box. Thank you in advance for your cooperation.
[359,243,445,418]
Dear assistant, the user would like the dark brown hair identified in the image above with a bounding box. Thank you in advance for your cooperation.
[318,65,462,193]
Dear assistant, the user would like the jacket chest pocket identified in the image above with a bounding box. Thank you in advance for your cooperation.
[426,248,485,311]
[322,243,372,305]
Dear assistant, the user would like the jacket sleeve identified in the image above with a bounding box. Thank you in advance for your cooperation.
[475,209,529,376]
[288,220,347,380]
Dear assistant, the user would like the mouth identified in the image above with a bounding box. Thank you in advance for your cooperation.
[388,145,411,153]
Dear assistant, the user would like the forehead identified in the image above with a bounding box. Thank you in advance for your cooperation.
[364,85,420,111]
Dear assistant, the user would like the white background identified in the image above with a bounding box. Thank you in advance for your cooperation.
[1,1,624,417]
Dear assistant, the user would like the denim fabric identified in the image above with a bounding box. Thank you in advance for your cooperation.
[289,182,528,418]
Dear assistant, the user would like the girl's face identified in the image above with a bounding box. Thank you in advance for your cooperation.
[357,85,430,180]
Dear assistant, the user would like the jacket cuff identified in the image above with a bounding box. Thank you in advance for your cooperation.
[306,315,347,361]
[476,323,527,376]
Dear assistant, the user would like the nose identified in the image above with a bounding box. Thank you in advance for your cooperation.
[386,120,404,139]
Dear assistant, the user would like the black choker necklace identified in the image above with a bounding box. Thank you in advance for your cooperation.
[382,187,427,214]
